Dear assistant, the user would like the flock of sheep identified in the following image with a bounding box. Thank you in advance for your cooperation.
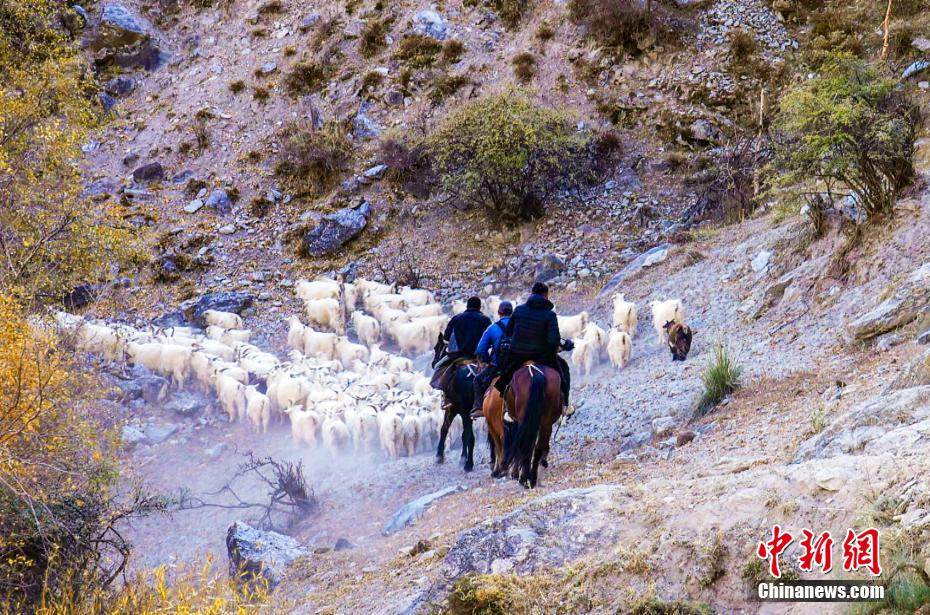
[50,276,688,461]
[563,295,686,375]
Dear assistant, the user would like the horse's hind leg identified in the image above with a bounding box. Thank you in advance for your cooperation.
[461,415,475,472]
[529,422,554,488]
[436,408,454,464]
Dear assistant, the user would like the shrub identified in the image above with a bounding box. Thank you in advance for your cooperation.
[511,52,536,83]
[359,19,387,57]
[771,53,918,221]
[257,0,283,14]
[567,0,680,56]
[490,0,529,29]
[683,137,770,224]
[253,85,270,102]
[728,28,757,63]
[1,0,136,300]
[393,34,443,69]
[379,133,433,197]
[536,21,555,41]
[426,90,591,221]
[428,73,470,104]
[274,122,353,196]
[360,70,384,96]
[228,79,246,93]
[697,343,741,415]
[284,59,329,96]
[440,39,465,64]
[0,297,166,608]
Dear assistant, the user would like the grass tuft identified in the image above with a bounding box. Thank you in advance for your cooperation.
[697,343,741,414]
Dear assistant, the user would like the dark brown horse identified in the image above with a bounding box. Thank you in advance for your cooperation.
[431,334,477,472]
[484,362,562,488]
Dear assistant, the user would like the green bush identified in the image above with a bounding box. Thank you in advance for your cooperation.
[283,59,330,96]
[511,52,536,83]
[359,19,387,57]
[274,122,353,196]
[426,90,591,221]
[771,53,917,220]
[393,34,443,68]
[429,72,470,104]
[697,343,741,414]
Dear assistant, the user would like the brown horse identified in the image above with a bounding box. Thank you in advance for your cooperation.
[484,362,562,488]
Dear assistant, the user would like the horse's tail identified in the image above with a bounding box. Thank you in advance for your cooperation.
[502,366,546,471]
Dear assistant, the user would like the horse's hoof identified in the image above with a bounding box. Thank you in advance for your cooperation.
[540,457,549,468]
[435,455,445,465]
[463,461,474,472]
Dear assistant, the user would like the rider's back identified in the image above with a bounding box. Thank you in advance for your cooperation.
[506,294,560,356]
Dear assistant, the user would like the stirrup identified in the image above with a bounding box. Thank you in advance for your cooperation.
[563,403,576,418]
[469,407,484,419]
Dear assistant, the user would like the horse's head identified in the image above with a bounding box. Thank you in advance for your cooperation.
[431,333,446,368]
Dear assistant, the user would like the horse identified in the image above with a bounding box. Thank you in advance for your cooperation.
[484,362,561,488]
[430,334,477,472]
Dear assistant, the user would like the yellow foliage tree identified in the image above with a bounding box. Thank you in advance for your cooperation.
[0,0,136,302]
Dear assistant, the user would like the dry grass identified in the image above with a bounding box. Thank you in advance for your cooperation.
[511,52,536,83]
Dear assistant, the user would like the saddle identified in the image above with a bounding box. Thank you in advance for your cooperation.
[430,357,477,391]
[501,362,544,423]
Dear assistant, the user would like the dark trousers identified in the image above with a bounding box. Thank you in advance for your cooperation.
[472,364,499,410]
[495,353,570,405]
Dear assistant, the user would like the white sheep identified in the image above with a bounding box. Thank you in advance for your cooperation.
[379,411,403,459]
[343,282,359,312]
[193,339,236,362]
[607,328,632,369]
[411,314,448,343]
[451,299,466,314]
[158,343,192,387]
[125,341,163,373]
[406,303,444,318]
[612,294,638,338]
[304,297,343,333]
[483,295,502,320]
[284,405,321,446]
[335,337,369,369]
[387,320,433,356]
[216,373,247,423]
[287,316,308,351]
[207,325,251,345]
[203,309,243,330]
[355,278,395,298]
[399,286,434,307]
[558,312,590,340]
[571,338,598,376]
[244,386,271,433]
[355,406,380,452]
[302,327,338,359]
[321,416,351,457]
[582,323,608,349]
[651,299,685,346]
[296,278,341,303]
[401,414,421,457]
[351,311,381,347]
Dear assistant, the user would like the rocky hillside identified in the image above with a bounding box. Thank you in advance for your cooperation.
[48,0,930,611]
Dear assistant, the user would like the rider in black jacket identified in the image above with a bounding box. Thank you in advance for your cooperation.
[442,296,491,361]
[494,282,572,409]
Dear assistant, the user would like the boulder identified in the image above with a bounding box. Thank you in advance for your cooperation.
[164,393,205,417]
[751,250,772,273]
[90,3,150,51]
[151,310,187,327]
[353,103,381,140]
[382,485,466,535]
[143,422,180,444]
[180,292,254,327]
[848,263,930,341]
[133,162,165,183]
[534,253,567,283]
[794,386,930,460]
[903,59,930,80]
[105,76,136,97]
[414,10,447,40]
[226,521,308,590]
[301,202,370,257]
[205,189,233,214]
[785,454,894,495]
[689,119,723,144]
[424,485,627,602]
[118,374,169,403]
[121,424,149,448]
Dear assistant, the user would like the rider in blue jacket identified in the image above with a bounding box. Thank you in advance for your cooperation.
[469,302,512,418]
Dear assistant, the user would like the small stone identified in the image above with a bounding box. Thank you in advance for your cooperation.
[676,430,697,447]
[651,416,675,437]
[218,224,237,235]
[184,199,204,213]
[133,162,165,183]
[206,189,233,213]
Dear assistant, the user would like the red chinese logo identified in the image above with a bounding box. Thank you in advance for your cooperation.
[757,525,793,578]
[756,527,881,578]
[842,528,881,576]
